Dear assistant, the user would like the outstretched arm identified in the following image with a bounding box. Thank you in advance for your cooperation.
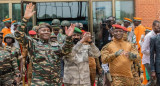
[15,3,36,45]
[61,24,75,55]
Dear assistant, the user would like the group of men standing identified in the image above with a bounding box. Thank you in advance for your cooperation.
[1,2,160,86]
[99,15,160,86]
[0,3,101,86]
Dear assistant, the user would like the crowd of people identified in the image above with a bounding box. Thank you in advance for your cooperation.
[1,3,160,86]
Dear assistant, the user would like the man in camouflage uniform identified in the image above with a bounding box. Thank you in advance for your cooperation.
[63,29,101,86]
[51,19,60,29]
[0,34,21,85]
[4,33,22,74]
[122,27,141,86]
[58,20,71,45]
[0,49,21,86]
[15,3,75,86]
[52,20,71,81]
[4,33,21,54]
[101,24,140,86]
[50,33,61,51]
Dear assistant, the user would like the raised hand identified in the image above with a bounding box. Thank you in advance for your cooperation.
[87,32,92,42]
[80,32,91,43]
[65,24,75,36]
[24,3,36,19]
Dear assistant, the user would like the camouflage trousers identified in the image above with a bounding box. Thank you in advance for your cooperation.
[132,68,141,86]
[111,76,134,86]
[131,64,141,86]
[31,80,62,86]
[64,83,91,86]
[0,73,15,86]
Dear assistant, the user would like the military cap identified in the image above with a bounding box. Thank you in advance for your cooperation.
[12,20,16,24]
[52,25,61,30]
[124,17,132,23]
[74,27,82,33]
[4,34,15,43]
[38,22,45,25]
[145,27,152,30]
[52,19,60,26]
[145,29,151,32]
[61,20,71,27]
[3,18,11,23]
[112,24,128,32]
[38,24,52,32]
[133,17,142,21]
[29,30,37,35]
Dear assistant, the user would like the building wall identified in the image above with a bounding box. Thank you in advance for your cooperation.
[135,0,160,27]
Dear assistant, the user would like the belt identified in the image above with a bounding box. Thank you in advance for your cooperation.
[0,68,13,75]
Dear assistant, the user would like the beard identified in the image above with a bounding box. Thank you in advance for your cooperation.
[73,38,80,44]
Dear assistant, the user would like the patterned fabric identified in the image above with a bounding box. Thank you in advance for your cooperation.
[51,41,61,51]
[111,76,134,86]
[56,33,66,46]
[15,18,73,86]
[101,38,140,78]
[0,48,20,85]
[64,83,90,86]
[131,64,141,86]
[63,42,100,85]
[128,28,137,44]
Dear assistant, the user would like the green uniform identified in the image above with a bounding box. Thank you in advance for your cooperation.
[15,18,73,86]
[52,32,66,46]
[0,47,20,86]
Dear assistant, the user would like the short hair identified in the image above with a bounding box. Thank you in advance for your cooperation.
[153,20,160,26]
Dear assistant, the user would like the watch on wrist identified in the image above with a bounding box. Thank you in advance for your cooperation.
[22,17,28,22]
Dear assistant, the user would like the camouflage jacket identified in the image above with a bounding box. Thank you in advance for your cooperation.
[52,32,66,46]
[63,42,100,85]
[15,19,73,86]
[0,46,20,85]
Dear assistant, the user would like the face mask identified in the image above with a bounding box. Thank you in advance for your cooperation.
[73,38,80,44]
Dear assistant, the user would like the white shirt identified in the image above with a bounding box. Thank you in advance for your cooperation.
[142,30,156,64]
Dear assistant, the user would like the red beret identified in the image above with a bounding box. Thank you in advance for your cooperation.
[81,30,86,35]
[112,24,128,32]
[29,30,37,35]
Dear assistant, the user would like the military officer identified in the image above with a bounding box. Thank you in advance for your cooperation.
[4,34,21,57]
[0,34,21,85]
[15,3,75,86]
[50,33,60,51]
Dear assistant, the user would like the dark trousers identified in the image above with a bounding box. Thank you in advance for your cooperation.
[156,73,160,86]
